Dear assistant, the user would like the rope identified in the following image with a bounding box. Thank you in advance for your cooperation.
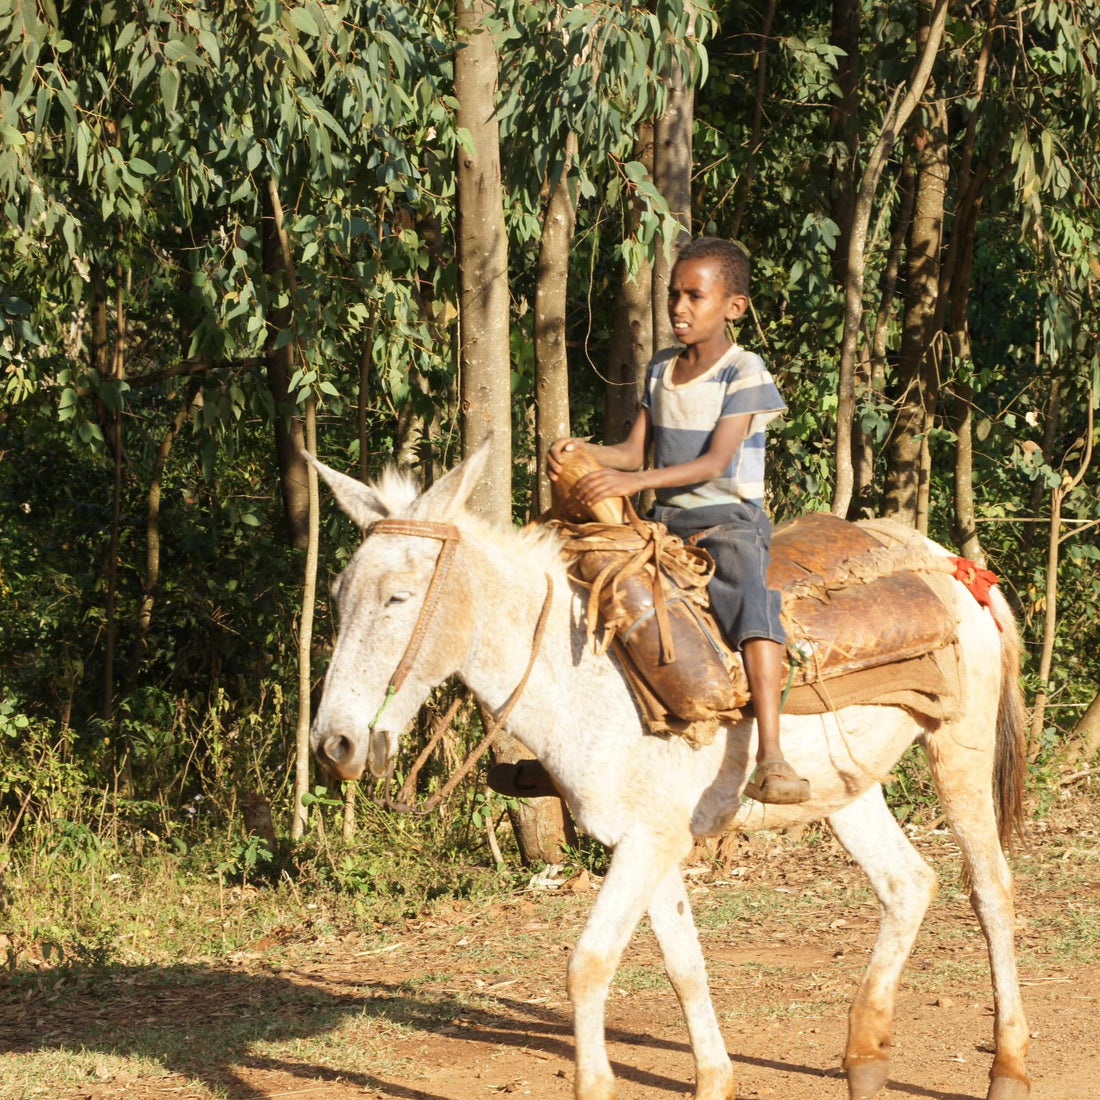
[553,498,715,663]
[380,572,555,815]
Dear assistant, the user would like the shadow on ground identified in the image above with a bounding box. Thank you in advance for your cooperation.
[1,958,987,1100]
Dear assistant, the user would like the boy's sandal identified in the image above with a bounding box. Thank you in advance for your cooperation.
[487,759,560,799]
[743,759,811,805]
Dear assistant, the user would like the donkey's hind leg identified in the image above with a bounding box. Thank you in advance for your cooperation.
[924,731,1029,1099]
[828,784,940,1100]
[648,867,734,1100]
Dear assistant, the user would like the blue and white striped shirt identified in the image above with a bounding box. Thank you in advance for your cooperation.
[642,345,785,509]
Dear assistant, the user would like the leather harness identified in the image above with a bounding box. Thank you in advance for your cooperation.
[365,518,462,731]
[362,517,553,814]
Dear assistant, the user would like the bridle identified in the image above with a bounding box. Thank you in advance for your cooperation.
[365,518,462,732]
[362,516,554,814]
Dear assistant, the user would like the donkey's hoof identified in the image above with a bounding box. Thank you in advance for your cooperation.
[987,1077,1029,1100]
[846,1058,890,1100]
[694,1064,735,1100]
[575,1072,617,1100]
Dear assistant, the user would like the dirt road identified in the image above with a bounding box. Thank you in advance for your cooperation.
[2,801,1098,1099]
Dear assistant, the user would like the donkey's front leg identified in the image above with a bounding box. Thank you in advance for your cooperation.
[648,868,734,1100]
[568,832,690,1100]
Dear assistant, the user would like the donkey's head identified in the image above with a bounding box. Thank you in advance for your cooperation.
[306,440,491,781]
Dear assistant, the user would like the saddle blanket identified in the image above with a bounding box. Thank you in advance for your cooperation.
[558,510,964,745]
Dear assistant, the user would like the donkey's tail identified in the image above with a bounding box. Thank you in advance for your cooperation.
[990,586,1027,850]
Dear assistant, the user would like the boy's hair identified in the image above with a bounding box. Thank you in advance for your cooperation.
[674,237,750,297]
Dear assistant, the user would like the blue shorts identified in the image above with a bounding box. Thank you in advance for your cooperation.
[649,501,786,649]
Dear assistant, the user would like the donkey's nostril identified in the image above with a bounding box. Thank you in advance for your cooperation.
[321,734,354,766]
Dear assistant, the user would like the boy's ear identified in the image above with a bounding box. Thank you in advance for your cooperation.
[726,293,749,321]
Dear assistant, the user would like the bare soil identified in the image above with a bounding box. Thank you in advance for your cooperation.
[3,796,1099,1100]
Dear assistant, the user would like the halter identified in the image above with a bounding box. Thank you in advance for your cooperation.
[363,516,554,814]
[365,518,462,731]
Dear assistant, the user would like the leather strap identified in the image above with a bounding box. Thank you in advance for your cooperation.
[362,516,553,816]
[367,518,461,706]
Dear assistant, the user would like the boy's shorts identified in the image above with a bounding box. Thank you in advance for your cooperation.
[649,501,786,650]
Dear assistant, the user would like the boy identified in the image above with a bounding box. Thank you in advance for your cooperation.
[491,237,809,805]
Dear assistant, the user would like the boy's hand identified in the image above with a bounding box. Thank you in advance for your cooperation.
[547,437,588,480]
[573,468,643,507]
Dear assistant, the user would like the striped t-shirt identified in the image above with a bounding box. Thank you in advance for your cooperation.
[641,345,786,509]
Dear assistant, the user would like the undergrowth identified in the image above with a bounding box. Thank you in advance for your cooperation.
[0,791,533,987]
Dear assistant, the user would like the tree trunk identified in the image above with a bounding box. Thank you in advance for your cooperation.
[534,135,577,516]
[1030,398,1095,754]
[455,0,513,523]
[1070,691,1100,761]
[395,366,439,476]
[265,176,318,840]
[478,703,575,867]
[262,185,310,549]
[293,396,320,839]
[883,94,949,529]
[1027,377,1061,534]
[605,122,655,444]
[942,187,986,561]
[853,158,916,516]
[456,1,565,863]
[651,44,695,353]
[102,269,126,724]
[342,782,357,841]
[134,378,202,671]
[831,0,949,517]
[357,325,373,483]
[827,0,860,286]
[949,378,983,562]
[1029,482,1064,754]
[89,274,115,720]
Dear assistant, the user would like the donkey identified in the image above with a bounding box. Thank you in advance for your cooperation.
[306,441,1029,1100]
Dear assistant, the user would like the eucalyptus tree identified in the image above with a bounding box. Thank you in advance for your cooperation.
[455,0,715,858]
[833,1,1100,742]
[0,0,459,822]
[455,0,512,522]
[495,0,714,481]
[697,0,1100,752]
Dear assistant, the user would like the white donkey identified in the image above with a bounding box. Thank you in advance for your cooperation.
[307,441,1029,1100]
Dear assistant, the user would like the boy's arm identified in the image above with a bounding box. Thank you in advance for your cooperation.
[568,412,752,507]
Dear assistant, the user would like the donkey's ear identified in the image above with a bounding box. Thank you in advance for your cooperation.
[303,451,387,529]
[415,434,492,520]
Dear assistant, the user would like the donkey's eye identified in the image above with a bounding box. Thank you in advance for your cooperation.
[386,591,412,606]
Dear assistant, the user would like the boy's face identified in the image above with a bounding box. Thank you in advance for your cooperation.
[667,257,748,347]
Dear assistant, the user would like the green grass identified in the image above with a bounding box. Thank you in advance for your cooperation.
[693,877,876,932]
[611,963,670,993]
[0,1048,181,1100]
[721,997,840,1021]
[1019,904,1100,966]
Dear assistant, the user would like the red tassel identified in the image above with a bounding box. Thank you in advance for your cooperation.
[949,556,1003,630]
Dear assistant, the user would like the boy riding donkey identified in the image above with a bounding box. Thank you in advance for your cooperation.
[490,237,810,806]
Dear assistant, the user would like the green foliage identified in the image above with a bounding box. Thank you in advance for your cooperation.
[560,836,612,878]
[0,0,1098,863]
[215,833,275,883]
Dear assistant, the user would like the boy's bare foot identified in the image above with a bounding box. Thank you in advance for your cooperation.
[743,758,811,804]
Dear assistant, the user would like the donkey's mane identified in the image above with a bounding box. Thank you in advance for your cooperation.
[449,508,572,582]
[371,466,421,514]
[370,465,571,582]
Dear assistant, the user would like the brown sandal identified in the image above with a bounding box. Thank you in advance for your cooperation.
[487,759,560,799]
[743,759,811,805]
